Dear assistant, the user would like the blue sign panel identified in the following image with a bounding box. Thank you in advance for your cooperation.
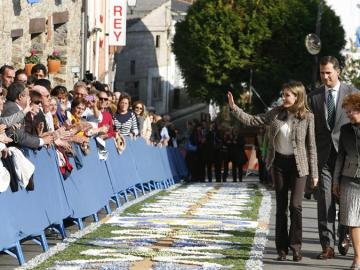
[27,0,40,4]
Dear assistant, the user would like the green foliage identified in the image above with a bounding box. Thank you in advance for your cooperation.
[240,184,262,219]
[121,190,168,215]
[173,0,345,110]
[48,50,62,61]
[24,48,41,64]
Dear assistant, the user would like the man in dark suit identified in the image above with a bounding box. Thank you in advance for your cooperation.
[308,56,358,259]
[2,82,52,148]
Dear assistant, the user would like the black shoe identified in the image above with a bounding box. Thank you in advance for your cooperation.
[277,251,287,261]
[338,234,351,256]
[304,192,312,200]
[293,251,302,262]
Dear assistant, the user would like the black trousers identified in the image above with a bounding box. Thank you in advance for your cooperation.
[272,152,307,254]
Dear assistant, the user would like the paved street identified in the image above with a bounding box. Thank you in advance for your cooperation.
[263,190,354,270]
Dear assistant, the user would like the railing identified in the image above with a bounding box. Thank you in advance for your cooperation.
[0,137,188,265]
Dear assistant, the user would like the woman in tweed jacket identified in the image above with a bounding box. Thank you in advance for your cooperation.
[228,81,318,262]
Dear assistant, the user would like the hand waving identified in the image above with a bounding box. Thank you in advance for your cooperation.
[227,91,235,110]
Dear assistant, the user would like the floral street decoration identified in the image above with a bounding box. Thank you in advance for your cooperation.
[45,183,267,270]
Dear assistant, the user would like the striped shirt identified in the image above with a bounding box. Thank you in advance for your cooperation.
[113,111,139,136]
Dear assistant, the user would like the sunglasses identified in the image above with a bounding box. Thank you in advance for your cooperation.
[99,97,108,101]
[32,100,42,105]
[0,92,3,97]
[135,106,143,110]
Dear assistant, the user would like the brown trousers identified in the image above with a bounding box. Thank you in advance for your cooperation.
[272,152,307,254]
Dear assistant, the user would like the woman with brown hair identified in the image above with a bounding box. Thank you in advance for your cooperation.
[113,94,138,137]
[227,81,318,262]
[333,92,360,270]
[132,100,152,142]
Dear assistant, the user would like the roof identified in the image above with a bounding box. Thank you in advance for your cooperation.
[127,0,169,20]
[171,0,191,13]
[126,0,169,28]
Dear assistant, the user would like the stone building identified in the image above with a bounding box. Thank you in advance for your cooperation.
[114,0,172,114]
[0,0,83,89]
[114,0,200,115]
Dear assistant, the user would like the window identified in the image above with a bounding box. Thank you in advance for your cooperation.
[130,60,136,75]
[155,35,160,48]
[125,81,139,100]
[152,77,162,100]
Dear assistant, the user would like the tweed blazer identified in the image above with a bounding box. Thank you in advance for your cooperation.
[333,123,360,185]
[232,105,318,178]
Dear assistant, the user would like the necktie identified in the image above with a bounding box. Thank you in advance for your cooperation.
[327,90,335,129]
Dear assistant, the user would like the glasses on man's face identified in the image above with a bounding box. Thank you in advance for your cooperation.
[32,100,42,105]
[99,97,108,101]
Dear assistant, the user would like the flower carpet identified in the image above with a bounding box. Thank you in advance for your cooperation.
[28,182,270,270]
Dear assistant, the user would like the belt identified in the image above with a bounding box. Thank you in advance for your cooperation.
[275,152,295,159]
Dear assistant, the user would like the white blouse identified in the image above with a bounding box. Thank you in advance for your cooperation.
[275,113,294,155]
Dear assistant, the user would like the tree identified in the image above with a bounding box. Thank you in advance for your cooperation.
[173,0,345,110]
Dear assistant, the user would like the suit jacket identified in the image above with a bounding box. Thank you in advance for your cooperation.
[231,105,318,178]
[25,110,48,136]
[2,101,40,149]
[333,123,360,185]
[0,110,26,127]
[308,82,358,169]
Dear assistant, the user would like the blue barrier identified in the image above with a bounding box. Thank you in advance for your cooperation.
[0,138,187,265]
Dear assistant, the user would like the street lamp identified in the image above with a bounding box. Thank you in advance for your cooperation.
[305,0,324,91]
[127,0,137,15]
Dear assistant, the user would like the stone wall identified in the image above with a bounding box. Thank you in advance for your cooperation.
[0,0,82,90]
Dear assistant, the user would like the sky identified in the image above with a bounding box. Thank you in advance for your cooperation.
[325,0,360,50]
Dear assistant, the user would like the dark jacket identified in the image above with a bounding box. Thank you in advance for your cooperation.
[308,83,358,169]
[333,123,360,185]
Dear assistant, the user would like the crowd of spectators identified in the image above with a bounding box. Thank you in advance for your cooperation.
[0,63,177,184]
[184,119,248,182]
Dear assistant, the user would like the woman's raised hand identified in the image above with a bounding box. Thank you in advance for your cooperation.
[227,91,235,110]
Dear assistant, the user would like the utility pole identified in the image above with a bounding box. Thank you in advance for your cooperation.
[312,0,324,90]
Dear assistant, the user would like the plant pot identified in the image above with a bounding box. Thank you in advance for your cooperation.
[48,59,61,74]
[24,63,35,76]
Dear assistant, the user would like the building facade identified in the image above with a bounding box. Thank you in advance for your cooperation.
[0,0,83,89]
[114,0,171,114]
[114,0,199,115]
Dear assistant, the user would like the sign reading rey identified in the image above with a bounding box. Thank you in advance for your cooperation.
[109,0,127,46]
